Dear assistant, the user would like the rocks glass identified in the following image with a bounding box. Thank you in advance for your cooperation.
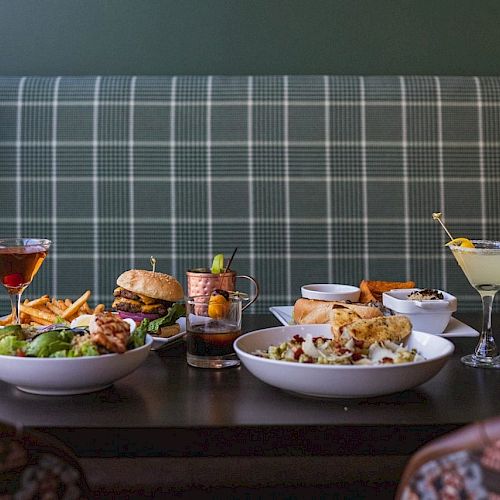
[185,294,246,369]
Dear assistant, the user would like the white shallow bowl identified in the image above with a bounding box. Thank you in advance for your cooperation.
[234,325,454,398]
[0,334,153,395]
[383,288,457,335]
[301,284,361,302]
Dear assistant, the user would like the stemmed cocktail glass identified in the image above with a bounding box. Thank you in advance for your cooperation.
[0,238,51,324]
[448,240,500,368]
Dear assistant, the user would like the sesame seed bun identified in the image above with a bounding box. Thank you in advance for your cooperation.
[117,269,184,301]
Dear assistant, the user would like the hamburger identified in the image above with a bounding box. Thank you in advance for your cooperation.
[112,269,184,337]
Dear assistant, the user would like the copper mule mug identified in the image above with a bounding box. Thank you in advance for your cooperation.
[186,269,259,311]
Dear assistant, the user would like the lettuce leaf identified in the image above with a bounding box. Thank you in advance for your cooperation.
[69,340,99,357]
[0,335,27,356]
[0,325,24,341]
[26,330,74,357]
[147,303,185,333]
[50,350,69,358]
[128,303,186,349]
[128,319,149,349]
[50,341,99,358]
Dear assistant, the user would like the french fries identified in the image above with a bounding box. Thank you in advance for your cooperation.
[0,313,13,326]
[61,290,91,320]
[26,295,50,308]
[21,305,56,323]
[2,291,106,327]
[94,304,105,314]
[46,301,64,316]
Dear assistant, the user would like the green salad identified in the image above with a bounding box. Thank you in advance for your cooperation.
[0,320,147,358]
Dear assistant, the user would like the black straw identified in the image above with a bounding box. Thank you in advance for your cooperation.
[217,247,238,290]
[225,247,238,273]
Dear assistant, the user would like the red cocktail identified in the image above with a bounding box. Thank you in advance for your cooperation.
[0,238,51,324]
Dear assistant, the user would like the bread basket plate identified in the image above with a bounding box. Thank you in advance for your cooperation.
[269,306,478,338]
[234,325,454,398]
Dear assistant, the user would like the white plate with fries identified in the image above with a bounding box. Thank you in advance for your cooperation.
[0,291,106,328]
[0,291,186,352]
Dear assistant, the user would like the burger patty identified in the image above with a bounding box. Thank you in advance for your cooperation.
[112,297,170,315]
[114,287,173,306]
[114,287,142,301]
[112,287,174,315]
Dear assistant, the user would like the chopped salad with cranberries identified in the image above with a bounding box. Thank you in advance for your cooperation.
[254,334,423,365]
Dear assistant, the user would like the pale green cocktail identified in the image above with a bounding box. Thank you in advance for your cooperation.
[449,240,500,368]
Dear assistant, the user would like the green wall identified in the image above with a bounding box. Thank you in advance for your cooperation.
[1,0,500,75]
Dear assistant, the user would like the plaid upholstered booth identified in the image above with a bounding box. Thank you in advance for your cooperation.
[0,75,499,313]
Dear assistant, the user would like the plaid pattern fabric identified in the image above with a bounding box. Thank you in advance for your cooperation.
[0,75,499,313]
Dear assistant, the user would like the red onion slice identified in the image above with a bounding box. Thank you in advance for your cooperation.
[117,311,160,323]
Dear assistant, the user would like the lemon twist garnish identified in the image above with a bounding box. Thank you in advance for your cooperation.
[445,237,475,248]
[432,212,475,247]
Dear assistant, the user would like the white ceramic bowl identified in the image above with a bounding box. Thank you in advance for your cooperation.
[234,325,454,398]
[382,288,457,335]
[301,284,361,302]
[0,335,153,395]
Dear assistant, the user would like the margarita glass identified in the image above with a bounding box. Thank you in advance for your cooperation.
[449,240,500,368]
[0,238,51,324]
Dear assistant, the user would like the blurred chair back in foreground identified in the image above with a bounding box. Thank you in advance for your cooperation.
[396,416,500,499]
[0,421,90,498]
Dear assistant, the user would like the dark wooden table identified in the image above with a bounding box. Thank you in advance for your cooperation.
[1,313,499,496]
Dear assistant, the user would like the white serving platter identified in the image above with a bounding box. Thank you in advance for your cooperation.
[269,306,479,338]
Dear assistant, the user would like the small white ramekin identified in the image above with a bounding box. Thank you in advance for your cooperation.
[382,288,457,335]
[301,284,361,302]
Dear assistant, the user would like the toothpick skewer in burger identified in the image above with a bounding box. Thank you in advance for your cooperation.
[112,269,184,337]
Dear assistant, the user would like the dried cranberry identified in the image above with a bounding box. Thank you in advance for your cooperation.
[381,357,394,364]
[294,347,304,360]
[354,339,365,349]
[293,334,305,343]
[352,353,362,361]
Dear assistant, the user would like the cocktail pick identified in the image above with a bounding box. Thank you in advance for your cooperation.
[150,256,157,274]
[432,212,454,241]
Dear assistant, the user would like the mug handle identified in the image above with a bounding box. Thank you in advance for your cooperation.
[236,275,260,311]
